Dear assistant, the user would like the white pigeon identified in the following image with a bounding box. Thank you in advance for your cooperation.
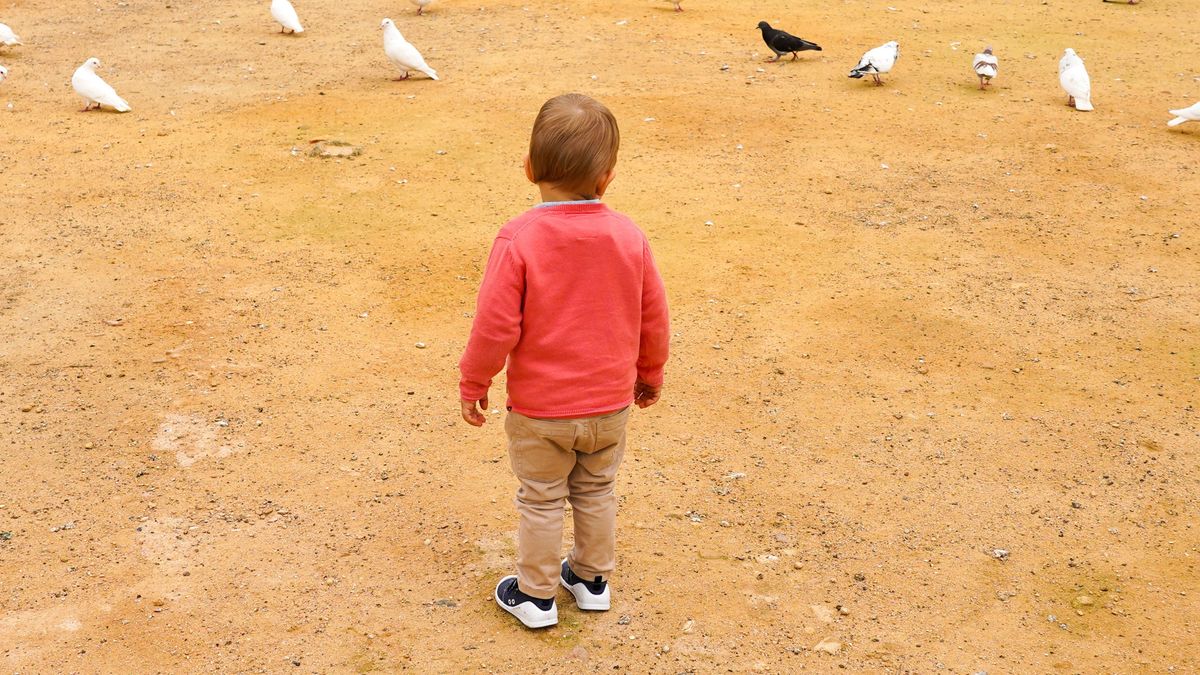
[0,64,7,84]
[72,58,131,112]
[410,0,435,15]
[1167,101,1200,127]
[1059,48,1093,111]
[0,22,22,47]
[849,41,899,85]
[973,47,998,90]
[270,0,304,34]
[381,18,438,81]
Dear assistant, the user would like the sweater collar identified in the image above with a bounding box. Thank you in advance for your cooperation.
[534,199,604,211]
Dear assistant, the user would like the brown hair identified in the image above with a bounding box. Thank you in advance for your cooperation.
[528,93,620,194]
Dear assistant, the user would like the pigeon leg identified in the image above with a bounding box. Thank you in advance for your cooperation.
[791,52,799,61]
[1067,95,1075,107]
[979,75,985,90]
[417,6,423,14]
[873,73,882,85]
[766,54,781,62]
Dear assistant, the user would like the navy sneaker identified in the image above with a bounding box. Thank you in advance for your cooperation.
[560,559,610,610]
[494,576,557,628]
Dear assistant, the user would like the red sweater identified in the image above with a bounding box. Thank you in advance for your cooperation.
[459,202,670,418]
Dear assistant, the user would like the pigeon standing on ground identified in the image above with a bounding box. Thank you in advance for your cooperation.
[0,22,21,47]
[1167,101,1200,127]
[72,58,131,112]
[1059,48,1093,111]
[270,0,304,34]
[849,41,899,85]
[973,47,998,89]
[410,0,434,15]
[756,22,821,62]
[381,18,438,81]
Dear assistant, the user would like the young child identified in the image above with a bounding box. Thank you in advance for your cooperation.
[458,93,670,629]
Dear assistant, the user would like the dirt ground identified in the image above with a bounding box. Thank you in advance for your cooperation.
[1,0,1197,671]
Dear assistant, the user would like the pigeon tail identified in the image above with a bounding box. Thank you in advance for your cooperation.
[1074,98,1094,112]
[423,68,439,81]
[1167,116,1188,127]
[111,96,132,113]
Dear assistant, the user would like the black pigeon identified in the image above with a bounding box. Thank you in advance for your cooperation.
[757,21,822,62]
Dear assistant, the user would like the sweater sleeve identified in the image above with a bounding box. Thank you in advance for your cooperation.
[459,236,525,401]
[636,239,670,387]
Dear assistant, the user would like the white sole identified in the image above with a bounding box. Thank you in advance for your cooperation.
[560,561,611,611]
[495,576,557,628]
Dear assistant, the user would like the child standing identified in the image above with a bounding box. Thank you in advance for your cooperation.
[458,93,670,629]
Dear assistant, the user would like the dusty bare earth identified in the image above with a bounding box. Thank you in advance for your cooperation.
[1,0,1198,671]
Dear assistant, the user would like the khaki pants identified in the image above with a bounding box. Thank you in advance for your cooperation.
[505,407,630,599]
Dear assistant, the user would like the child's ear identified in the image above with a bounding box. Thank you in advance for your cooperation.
[523,155,535,184]
[595,169,617,197]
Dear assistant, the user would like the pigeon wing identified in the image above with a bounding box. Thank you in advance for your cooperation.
[770,31,819,53]
[973,53,997,76]
[1059,64,1090,99]
[1059,63,1092,109]
[386,37,437,78]
[868,45,897,73]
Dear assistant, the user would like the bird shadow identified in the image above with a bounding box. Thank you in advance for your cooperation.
[955,80,1000,94]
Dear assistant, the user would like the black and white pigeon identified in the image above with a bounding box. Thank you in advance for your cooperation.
[756,22,822,62]
[973,47,998,89]
[849,41,899,85]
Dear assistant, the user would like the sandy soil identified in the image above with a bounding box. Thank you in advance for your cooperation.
[1,0,1198,671]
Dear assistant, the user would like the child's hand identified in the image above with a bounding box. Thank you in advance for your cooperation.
[633,380,661,409]
[461,396,489,426]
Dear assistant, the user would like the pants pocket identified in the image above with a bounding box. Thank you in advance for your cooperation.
[506,413,577,483]
[576,423,626,480]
